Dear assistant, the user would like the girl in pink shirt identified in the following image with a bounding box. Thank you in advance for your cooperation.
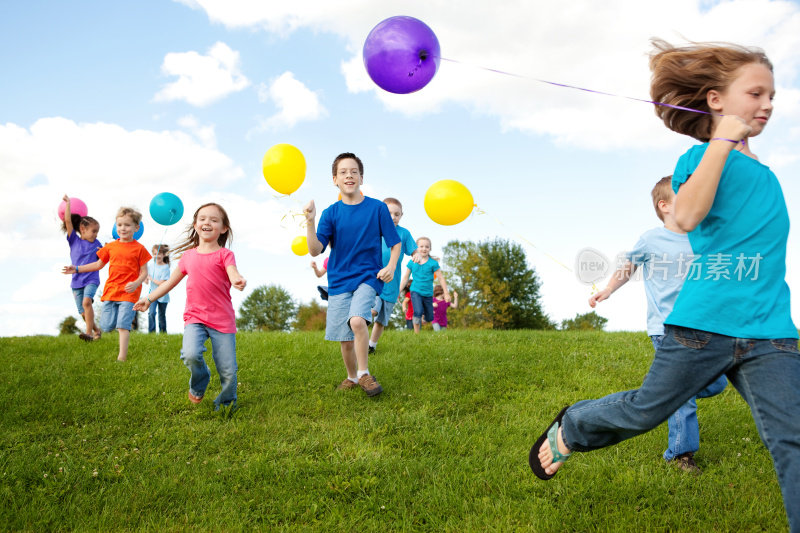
[135,203,246,411]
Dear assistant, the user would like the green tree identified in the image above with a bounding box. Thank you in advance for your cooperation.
[442,238,553,330]
[237,284,296,331]
[58,316,80,335]
[560,311,608,331]
[294,300,326,331]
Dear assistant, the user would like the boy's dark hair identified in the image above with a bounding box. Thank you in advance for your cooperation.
[651,175,674,222]
[332,152,364,176]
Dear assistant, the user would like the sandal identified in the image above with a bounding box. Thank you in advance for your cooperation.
[529,405,572,480]
[78,333,93,342]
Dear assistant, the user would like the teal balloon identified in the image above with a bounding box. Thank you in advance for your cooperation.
[112,221,144,240]
[149,192,184,226]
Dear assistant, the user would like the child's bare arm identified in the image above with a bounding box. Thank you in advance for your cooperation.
[589,261,636,308]
[437,271,450,301]
[63,195,74,235]
[399,267,411,295]
[227,264,247,291]
[304,200,324,257]
[451,291,458,310]
[377,242,401,282]
[310,261,326,278]
[125,264,149,293]
[133,269,186,311]
[63,258,106,274]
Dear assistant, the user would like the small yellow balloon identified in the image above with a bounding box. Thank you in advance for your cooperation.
[424,179,474,226]
[291,236,308,256]
[263,143,306,195]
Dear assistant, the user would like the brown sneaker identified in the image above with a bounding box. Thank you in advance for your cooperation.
[188,391,204,404]
[336,378,359,390]
[671,452,701,475]
[358,374,383,397]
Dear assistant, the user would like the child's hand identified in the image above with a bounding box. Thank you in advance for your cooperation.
[310,261,316,269]
[232,276,247,291]
[713,115,751,143]
[125,281,140,293]
[376,266,393,283]
[409,250,423,264]
[453,291,458,299]
[62,265,76,275]
[63,194,70,203]
[133,298,150,312]
[303,200,316,224]
[588,288,612,308]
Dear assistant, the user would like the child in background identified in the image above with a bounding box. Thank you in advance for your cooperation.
[147,244,171,334]
[134,203,246,410]
[402,283,414,330]
[368,197,417,354]
[311,257,329,300]
[399,237,449,334]
[61,194,103,341]
[432,286,458,332]
[589,176,727,473]
[63,207,150,361]
[304,152,401,397]
[531,40,800,530]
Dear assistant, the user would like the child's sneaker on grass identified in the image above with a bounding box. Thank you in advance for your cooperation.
[368,345,376,355]
[336,378,359,391]
[671,452,701,474]
[188,391,204,404]
[358,374,383,397]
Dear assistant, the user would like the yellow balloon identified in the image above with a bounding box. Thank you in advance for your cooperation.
[424,179,474,226]
[291,236,308,256]
[262,143,306,195]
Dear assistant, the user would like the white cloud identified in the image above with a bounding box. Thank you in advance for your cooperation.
[255,72,327,130]
[174,0,800,151]
[154,42,250,107]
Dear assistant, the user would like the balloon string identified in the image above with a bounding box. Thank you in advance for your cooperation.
[437,56,716,117]
[473,206,599,293]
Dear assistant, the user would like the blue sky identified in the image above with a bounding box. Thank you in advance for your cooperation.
[2,0,799,336]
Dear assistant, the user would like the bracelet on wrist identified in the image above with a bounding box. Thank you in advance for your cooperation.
[710,137,744,145]
[75,265,79,273]
[146,296,152,304]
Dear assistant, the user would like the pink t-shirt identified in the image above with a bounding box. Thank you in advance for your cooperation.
[179,247,237,333]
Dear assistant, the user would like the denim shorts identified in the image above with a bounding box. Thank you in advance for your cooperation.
[372,296,396,326]
[100,301,136,332]
[325,283,376,341]
[72,284,98,314]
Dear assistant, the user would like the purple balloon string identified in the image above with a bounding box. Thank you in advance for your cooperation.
[437,56,715,116]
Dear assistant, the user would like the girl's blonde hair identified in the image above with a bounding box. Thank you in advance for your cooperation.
[116,207,143,225]
[171,203,232,257]
[649,39,772,142]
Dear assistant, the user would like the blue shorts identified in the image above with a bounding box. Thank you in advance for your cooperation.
[325,284,376,341]
[72,284,98,314]
[372,296,396,326]
[100,301,136,332]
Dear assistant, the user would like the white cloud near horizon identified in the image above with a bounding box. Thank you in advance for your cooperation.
[154,42,251,107]
[256,72,328,130]
[174,0,800,151]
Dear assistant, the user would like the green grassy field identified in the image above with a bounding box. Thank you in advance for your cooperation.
[0,330,787,532]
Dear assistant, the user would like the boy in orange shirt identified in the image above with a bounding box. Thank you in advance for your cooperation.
[64,207,150,361]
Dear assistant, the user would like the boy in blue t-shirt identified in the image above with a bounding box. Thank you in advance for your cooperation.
[589,176,727,473]
[304,153,401,397]
[368,197,417,354]
[399,236,450,334]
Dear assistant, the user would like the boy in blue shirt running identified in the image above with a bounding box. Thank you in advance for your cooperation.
[589,176,727,473]
[368,197,418,354]
[304,153,401,397]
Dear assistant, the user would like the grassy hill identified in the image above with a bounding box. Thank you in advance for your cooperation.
[0,330,786,531]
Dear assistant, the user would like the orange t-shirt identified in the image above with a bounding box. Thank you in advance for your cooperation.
[96,240,152,303]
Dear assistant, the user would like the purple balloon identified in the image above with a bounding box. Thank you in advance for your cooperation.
[363,16,440,94]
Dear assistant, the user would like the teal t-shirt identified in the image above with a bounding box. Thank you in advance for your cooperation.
[379,225,416,303]
[666,144,796,339]
[407,257,440,297]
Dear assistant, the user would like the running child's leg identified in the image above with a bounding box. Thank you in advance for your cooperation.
[180,323,212,400]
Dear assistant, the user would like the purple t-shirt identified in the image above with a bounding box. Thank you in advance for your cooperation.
[67,230,102,289]
[433,297,450,327]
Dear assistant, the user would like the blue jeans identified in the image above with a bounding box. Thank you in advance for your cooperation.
[651,334,728,460]
[562,326,800,531]
[410,292,433,323]
[148,302,168,333]
[181,323,237,408]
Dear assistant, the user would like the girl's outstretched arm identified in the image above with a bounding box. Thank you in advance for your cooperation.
[451,291,458,310]
[63,258,107,274]
[437,271,450,302]
[133,268,185,311]
[399,267,412,295]
[227,265,247,291]
[63,195,74,235]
